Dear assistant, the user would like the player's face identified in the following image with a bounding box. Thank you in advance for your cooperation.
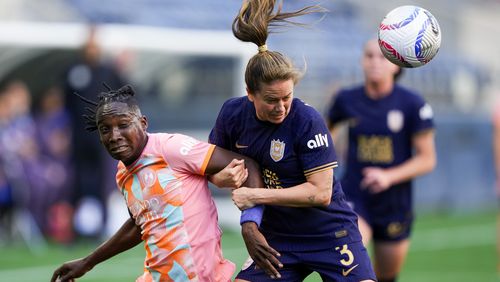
[248,79,294,124]
[362,40,400,84]
[96,102,148,165]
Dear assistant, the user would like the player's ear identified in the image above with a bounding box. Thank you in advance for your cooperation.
[140,115,148,130]
[246,87,255,102]
[393,66,403,81]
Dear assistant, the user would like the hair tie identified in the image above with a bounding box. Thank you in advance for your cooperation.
[258,44,268,53]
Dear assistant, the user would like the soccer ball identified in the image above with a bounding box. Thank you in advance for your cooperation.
[378,5,441,68]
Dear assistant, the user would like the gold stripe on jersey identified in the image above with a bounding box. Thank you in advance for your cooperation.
[303,161,337,177]
[304,166,335,177]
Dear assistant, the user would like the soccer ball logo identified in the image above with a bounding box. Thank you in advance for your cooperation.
[378,5,441,68]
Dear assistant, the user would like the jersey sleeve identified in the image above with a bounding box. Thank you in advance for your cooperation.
[408,95,434,134]
[298,109,338,177]
[208,102,230,149]
[327,90,347,125]
[161,134,215,176]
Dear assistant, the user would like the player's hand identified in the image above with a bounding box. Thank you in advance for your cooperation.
[51,258,92,282]
[361,167,391,193]
[241,222,282,279]
[209,159,248,188]
[232,187,255,210]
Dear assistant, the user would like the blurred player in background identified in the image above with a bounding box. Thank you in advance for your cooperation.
[326,39,437,282]
[63,25,126,238]
[208,1,376,281]
[51,84,264,282]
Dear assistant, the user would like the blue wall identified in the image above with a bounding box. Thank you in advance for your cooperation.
[414,114,496,214]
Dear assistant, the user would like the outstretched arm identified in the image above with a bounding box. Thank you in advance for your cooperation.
[51,217,142,282]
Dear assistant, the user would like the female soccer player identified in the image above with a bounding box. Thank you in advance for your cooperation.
[208,1,376,281]
[326,39,437,282]
[51,85,263,282]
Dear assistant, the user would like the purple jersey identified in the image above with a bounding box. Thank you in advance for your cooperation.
[210,97,361,251]
[327,85,434,228]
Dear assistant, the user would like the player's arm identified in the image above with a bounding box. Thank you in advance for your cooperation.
[205,146,263,188]
[232,168,334,209]
[207,159,248,188]
[329,121,349,164]
[51,217,142,282]
[205,147,283,278]
[361,129,436,193]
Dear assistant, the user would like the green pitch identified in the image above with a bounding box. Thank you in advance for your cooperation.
[0,211,496,282]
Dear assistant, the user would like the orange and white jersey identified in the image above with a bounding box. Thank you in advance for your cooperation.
[116,133,234,282]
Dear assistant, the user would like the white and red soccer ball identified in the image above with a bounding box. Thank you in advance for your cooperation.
[378,5,441,68]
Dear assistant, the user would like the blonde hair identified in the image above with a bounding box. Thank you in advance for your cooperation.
[232,0,325,93]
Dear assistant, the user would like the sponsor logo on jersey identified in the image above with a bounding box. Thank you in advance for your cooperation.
[419,103,433,120]
[387,110,404,133]
[179,137,198,155]
[235,141,248,149]
[307,133,329,149]
[270,139,285,162]
[342,264,359,277]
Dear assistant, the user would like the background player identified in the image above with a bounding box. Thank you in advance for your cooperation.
[208,0,376,281]
[326,39,437,282]
[63,25,127,239]
[51,84,264,282]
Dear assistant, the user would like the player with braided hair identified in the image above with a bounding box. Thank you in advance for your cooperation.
[51,84,264,282]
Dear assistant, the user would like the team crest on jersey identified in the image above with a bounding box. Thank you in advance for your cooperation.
[139,167,157,188]
[387,110,404,133]
[270,139,285,162]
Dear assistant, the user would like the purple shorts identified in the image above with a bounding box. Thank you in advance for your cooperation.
[236,240,376,281]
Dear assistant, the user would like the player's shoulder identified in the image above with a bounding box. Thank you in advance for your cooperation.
[334,85,365,103]
[221,96,247,112]
[290,98,328,135]
[340,85,364,96]
[155,132,200,142]
[147,132,193,146]
[148,132,206,158]
[292,98,322,120]
[394,84,426,104]
[393,85,433,120]
[219,96,252,124]
[148,132,170,141]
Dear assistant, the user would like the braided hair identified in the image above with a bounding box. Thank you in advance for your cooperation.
[75,84,141,132]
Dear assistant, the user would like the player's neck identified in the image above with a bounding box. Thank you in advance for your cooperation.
[365,79,394,99]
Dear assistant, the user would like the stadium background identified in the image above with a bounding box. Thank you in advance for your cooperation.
[0,0,497,281]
